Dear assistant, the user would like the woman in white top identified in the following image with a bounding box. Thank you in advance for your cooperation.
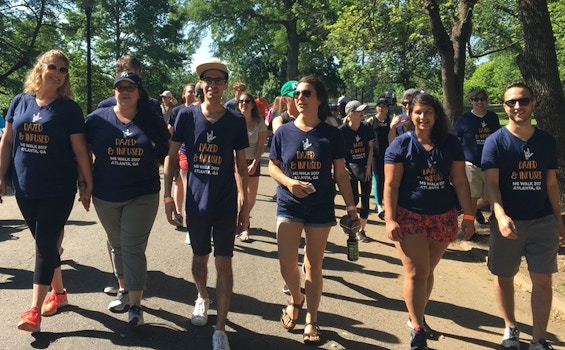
[236,92,268,241]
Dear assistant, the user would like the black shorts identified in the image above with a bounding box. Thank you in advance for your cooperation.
[186,213,237,257]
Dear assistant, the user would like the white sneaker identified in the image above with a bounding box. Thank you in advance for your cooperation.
[185,232,191,245]
[212,330,230,350]
[501,326,520,349]
[108,290,130,313]
[191,297,210,326]
[281,284,290,294]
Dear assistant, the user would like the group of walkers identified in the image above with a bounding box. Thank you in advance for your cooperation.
[0,49,563,350]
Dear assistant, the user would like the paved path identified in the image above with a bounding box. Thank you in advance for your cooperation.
[1,153,564,349]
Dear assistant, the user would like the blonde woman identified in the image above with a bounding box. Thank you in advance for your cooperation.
[0,49,93,332]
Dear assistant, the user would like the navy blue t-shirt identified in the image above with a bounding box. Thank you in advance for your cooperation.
[6,94,84,198]
[269,121,346,206]
[172,104,249,218]
[453,110,500,166]
[85,107,161,202]
[338,121,374,165]
[481,127,557,220]
[384,132,465,214]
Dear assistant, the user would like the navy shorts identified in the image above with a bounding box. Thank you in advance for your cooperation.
[276,201,337,227]
[186,213,237,257]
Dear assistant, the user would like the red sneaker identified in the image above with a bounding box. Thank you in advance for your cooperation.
[17,307,41,333]
[41,289,68,316]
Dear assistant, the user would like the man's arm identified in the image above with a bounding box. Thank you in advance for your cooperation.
[546,169,565,245]
[484,168,517,239]
[163,141,182,226]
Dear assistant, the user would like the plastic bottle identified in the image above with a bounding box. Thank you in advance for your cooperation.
[347,233,359,261]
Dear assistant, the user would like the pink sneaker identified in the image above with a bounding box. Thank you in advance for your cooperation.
[17,307,41,333]
[41,289,68,316]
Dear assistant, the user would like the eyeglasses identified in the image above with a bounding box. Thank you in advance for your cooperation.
[294,90,312,98]
[114,85,137,93]
[45,64,69,74]
[202,77,226,85]
[471,97,487,102]
[504,98,531,108]
[239,99,252,104]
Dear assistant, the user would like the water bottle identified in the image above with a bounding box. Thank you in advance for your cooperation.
[347,233,359,261]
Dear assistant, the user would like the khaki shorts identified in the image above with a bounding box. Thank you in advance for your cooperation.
[465,161,487,199]
[488,214,560,277]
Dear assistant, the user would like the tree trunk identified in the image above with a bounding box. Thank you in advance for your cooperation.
[516,0,565,207]
[286,18,299,80]
[424,0,477,123]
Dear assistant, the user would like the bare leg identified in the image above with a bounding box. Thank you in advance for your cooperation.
[214,256,233,331]
[192,254,210,299]
[494,275,516,327]
[530,272,553,342]
[303,226,330,327]
[277,221,304,321]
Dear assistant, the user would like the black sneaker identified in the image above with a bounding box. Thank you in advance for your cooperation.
[410,328,429,350]
[407,318,436,340]
[475,209,486,225]
[356,230,369,243]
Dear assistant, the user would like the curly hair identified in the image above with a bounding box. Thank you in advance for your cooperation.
[404,92,449,145]
[23,49,73,99]
[297,75,329,122]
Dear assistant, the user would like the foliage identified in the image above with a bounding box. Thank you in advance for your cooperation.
[464,53,522,104]
[0,0,197,114]
[185,0,344,102]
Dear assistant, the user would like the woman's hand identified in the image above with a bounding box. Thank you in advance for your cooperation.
[286,180,314,198]
[460,217,475,240]
[386,220,403,241]
[247,160,258,175]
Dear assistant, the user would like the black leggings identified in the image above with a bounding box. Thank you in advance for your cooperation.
[350,178,372,219]
[16,196,74,285]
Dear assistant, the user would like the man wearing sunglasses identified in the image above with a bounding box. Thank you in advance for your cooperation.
[163,60,249,350]
[453,88,501,229]
[482,82,565,350]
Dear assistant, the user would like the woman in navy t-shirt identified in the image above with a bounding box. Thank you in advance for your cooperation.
[269,75,359,345]
[383,93,475,348]
[85,72,169,327]
[0,50,93,333]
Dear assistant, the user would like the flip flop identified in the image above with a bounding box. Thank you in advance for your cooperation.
[303,322,322,345]
[280,296,305,331]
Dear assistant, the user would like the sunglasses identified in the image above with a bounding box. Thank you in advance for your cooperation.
[114,85,137,93]
[504,98,531,108]
[46,64,69,74]
[239,99,252,104]
[402,101,410,106]
[294,90,312,98]
[201,77,226,85]
[471,97,487,102]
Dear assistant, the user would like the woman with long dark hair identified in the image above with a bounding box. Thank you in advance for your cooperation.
[85,72,169,327]
[236,92,268,242]
[269,75,358,345]
[384,92,474,349]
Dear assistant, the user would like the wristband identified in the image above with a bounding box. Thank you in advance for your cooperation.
[77,181,86,187]
[462,214,475,221]
[163,197,174,204]
[346,205,357,212]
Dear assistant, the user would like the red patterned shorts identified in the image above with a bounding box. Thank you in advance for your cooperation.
[396,206,458,242]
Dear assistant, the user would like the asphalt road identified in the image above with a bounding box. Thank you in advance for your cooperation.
[1,153,564,350]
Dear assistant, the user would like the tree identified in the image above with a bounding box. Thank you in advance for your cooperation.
[186,0,343,98]
[423,0,478,121]
[516,0,565,204]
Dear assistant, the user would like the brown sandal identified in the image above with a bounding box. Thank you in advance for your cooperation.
[280,296,305,331]
[303,322,322,345]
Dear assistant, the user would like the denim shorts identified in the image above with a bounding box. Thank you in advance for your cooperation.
[276,201,337,227]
